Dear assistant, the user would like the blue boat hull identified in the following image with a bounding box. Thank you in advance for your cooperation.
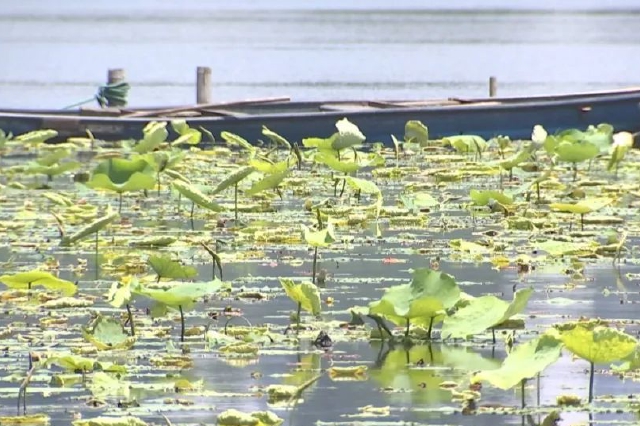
[1,88,639,145]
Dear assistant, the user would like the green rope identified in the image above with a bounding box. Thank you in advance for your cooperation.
[63,81,131,110]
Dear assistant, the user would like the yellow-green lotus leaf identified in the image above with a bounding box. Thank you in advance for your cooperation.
[279,278,321,316]
[172,180,223,212]
[82,315,135,351]
[0,414,50,425]
[302,223,336,247]
[72,416,147,426]
[0,271,76,296]
[470,189,513,206]
[472,334,563,390]
[554,321,637,364]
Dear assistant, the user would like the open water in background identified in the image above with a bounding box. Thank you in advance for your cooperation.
[1,0,640,108]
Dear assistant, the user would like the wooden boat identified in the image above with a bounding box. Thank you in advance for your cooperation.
[1,87,640,145]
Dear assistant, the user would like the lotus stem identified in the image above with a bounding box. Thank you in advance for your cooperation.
[223,315,252,335]
[588,361,595,403]
[118,193,123,213]
[405,318,411,339]
[296,302,301,334]
[234,182,239,222]
[339,179,346,198]
[179,305,185,343]
[580,213,585,231]
[17,353,35,416]
[492,328,496,345]
[312,247,318,284]
[126,303,135,336]
[521,379,526,408]
[190,202,195,219]
[157,172,161,196]
[536,182,541,203]
[427,316,434,340]
[177,193,182,213]
[572,164,578,182]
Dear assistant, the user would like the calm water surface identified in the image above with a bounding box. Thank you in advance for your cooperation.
[1,0,640,108]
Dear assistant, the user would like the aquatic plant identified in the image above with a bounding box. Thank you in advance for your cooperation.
[279,278,321,332]
[369,267,461,340]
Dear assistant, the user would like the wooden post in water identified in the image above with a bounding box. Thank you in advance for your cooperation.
[107,68,126,85]
[196,66,212,104]
[489,76,497,97]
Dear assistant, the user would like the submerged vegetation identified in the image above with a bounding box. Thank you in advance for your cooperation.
[0,118,639,425]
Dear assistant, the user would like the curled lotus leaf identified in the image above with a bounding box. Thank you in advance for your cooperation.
[279,278,321,316]
[86,158,156,193]
[0,271,77,296]
[82,315,136,351]
[553,320,637,364]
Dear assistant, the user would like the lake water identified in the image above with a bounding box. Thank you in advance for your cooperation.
[2,1,640,109]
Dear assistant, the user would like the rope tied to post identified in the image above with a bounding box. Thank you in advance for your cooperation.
[63,80,131,110]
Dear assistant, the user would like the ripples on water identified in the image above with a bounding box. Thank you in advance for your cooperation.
[1,1,640,108]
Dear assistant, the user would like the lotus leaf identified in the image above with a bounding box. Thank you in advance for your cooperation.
[553,320,637,364]
[279,278,321,316]
[302,223,336,247]
[262,126,291,149]
[607,131,633,171]
[245,169,290,196]
[554,140,599,163]
[0,271,76,296]
[13,129,58,146]
[217,409,283,426]
[499,151,531,170]
[72,416,148,426]
[171,119,202,145]
[86,158,156,193]
[333,118,365,150]
[134,279,225,308]
[88,372,130,399]
[441,287,533,339]
[314,151,360,173]
[472,334,564,389]
[0,414,49,425]
[133,121,168,153]
[60,212,119,246]
[221,131,256,152]
[249,158,288,174]
[369,268,460,329]
[148,254,198,280]
[446,135,487,154]
[404,120,428,145]
[172,180,224,212]
[550,197,612,215]
[469,189,513,206]
[82,315,135,350]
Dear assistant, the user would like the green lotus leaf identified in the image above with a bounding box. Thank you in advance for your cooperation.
[0,271,76,296]
[302,135,336,150]
[82,315,135,351]
[446,135,487,153]
[14,129,58,146]
[107,279,133,308]
[86,158,156,193]
[314,151,360,173]
[36,149,73,166]
[60,212,120,246]
[553,320,637,364]
[87,372,131,400]
[400,192,439,213]
[249,159,288,174]
[72,416,148,426]
[221,131,256,152]
[441,287,533,339]
[550,197,613,215]
[472,334,564,390]
[369,268,460,325]
[217,408,283,426]
[172,180,224,212]
[211,166,255,195]
[499,150,531,170]
[171,119,201,146]
[611,345,640,372]
[134,279,226,309]
[262,126,291,149]
[148,254,198,280]
[45,354,97,372]
[302,223,336,247]
[43,192,73,207]
[470,189,513,206]
[537,239,599,256]
[279,278,321,316]
[344,176,381,195]
[555,140,599,163]
[404,120,428,145]
[333,118,365,151]
[133,121,168,153]
[141,150,186,172]
[245,170,290,196]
